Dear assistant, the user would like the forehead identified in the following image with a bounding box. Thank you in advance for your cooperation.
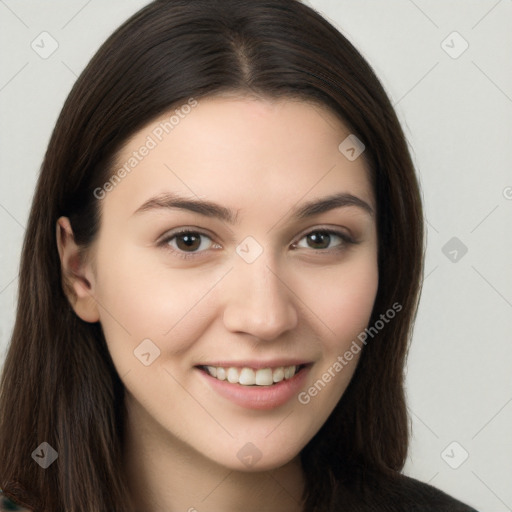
[104,95,374,219]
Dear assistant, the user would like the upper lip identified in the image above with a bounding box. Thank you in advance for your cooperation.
[196,359,312,369]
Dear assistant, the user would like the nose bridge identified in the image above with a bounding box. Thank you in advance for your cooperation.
[222,244,298,340]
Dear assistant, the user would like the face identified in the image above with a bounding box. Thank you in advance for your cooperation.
[66,96,378,471]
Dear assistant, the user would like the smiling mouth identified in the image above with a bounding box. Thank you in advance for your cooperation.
[197,364,309,386]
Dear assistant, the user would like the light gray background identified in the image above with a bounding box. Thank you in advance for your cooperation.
[1,1,511,510]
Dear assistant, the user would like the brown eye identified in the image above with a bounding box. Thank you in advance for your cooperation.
[295,229,355,251]
[306,231,334,250]
[174,232,203,252]
[159,229,218,260]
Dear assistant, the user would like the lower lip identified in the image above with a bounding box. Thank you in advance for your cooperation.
[197,365,311,410]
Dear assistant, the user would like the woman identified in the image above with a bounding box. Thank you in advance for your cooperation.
[0,0,479,511]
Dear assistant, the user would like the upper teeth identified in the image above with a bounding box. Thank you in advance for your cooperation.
[204,365,299,386]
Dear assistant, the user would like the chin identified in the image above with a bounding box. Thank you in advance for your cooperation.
[204,438,306,473]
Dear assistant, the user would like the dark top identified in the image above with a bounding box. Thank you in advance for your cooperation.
[0,473,479,511]
[327,471,479,511]
[1,492,30,511]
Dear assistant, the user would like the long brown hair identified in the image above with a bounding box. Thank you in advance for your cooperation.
[0,1,424,510]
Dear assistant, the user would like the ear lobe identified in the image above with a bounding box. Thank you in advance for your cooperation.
[56,216,100,323]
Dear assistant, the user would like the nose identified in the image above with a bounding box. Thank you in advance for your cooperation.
[222,251,298,341]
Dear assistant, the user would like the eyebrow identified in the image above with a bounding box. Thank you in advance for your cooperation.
[132,191,374,223]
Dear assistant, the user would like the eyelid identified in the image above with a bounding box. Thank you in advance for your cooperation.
[156,226,215,245]
[293,224,356,244]
[157,224,358,260]
[157,227,217,260]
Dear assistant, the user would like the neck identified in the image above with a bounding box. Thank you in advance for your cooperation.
[122,393,306,512]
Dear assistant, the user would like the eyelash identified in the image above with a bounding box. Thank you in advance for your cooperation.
[157,227,358,261]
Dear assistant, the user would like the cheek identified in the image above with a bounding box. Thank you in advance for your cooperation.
[314,252,379,350]
[93,234,378,377]
[92,245,224,364]
[333,271,377,335]
[294,258,378,419]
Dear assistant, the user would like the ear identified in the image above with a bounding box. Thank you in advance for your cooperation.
[56,216,100,323]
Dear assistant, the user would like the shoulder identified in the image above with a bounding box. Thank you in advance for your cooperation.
[0,489,33,512]
[331,470,479,511]
[379,473,479,511]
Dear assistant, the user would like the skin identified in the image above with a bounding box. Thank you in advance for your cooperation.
[57,95,379,512]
